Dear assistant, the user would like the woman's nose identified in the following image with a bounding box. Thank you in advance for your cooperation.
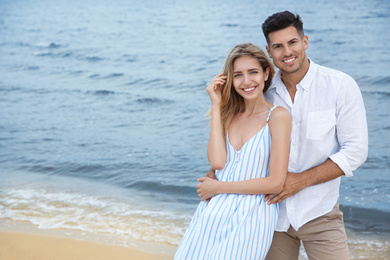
[243,74,251,85]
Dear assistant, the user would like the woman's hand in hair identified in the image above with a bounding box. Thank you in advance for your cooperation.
[206,73,226,106]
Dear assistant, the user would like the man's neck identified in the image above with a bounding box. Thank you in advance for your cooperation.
[281,58,310,102]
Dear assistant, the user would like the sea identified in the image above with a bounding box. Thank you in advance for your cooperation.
[1,0,389,254]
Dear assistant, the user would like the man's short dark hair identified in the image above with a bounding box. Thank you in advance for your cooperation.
[262,11,304,45]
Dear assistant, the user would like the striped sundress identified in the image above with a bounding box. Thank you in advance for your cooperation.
[174,107,278,260]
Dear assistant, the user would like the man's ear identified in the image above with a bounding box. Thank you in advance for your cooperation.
[303,35,309,50]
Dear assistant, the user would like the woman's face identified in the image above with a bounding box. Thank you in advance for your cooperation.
[232,56,269,101]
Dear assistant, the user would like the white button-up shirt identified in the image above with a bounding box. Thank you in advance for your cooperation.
[265,59,368,231]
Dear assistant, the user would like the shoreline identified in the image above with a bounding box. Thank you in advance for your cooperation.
[1,218,389,260]
[0,218,176,260]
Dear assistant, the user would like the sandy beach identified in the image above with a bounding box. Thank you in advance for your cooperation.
[0,218,176,260]
[1,218,389,260]
[0,231,172,260]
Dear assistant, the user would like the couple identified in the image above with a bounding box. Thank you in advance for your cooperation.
[175,11,368,260]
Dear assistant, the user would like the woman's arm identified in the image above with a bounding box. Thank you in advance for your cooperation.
[206,73,228,170]
[198,107,291,201]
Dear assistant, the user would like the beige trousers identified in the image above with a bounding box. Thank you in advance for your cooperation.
[265,203,350,260]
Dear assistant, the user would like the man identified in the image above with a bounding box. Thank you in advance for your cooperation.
[205,10,367,259]
[261,11,368,259]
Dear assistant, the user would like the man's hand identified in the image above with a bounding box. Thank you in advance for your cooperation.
[205,168,217,180]
[265,171,307,204]
[265,159,344,204]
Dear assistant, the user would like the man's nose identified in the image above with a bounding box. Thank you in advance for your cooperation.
[283,45,293,57]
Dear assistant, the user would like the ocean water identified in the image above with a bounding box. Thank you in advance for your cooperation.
[1,0,390,250]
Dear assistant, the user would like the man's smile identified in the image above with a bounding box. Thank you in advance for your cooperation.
[282,56,296,64]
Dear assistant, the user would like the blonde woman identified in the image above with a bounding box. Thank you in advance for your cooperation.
[175,43,291,260]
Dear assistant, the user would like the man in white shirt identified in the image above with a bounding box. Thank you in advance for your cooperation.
[262,11,368,259]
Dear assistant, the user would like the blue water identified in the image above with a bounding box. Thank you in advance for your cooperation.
[1,0,390,246]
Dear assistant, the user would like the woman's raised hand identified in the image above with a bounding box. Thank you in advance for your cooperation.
[206,73,227,105]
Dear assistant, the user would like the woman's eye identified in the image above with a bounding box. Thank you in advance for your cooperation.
[233,74,241,78]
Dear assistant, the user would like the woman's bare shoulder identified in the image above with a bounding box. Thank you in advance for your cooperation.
[270,106,290,121]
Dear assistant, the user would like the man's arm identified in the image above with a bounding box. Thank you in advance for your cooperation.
[266,74,368,204]
[265,159,343,204]
[206,168,217,180]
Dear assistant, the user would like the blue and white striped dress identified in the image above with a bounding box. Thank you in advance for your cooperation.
[175,107,278,260]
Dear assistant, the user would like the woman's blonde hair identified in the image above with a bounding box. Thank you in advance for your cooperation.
[216,43,275,136]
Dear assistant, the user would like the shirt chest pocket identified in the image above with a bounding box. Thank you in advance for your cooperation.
[306,109,336,140]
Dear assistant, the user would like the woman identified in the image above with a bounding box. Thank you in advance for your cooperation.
[175,43,291,260]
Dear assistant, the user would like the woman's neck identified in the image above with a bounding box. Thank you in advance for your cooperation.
[243,95,271,116]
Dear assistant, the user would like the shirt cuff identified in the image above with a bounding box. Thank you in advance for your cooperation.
[329,153,353,177]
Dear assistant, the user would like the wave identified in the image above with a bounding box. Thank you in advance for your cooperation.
[305,28,335,34]
[16,161,110,181]
[221,23,238,27]
[87,73,124,80]
[144,78,167,85]
[26,65,40,71]
[88,90,116,95]
[35,50,74,58]
[334,41,346,45]
[373,76,390,86]
[361,90,390,97]
[102,73,124,79]
[119,54,138,63]
[357,75,390,87]
[30,42,67,49]
[33,47,106,64]
[127,180,197,197]
[0,186,190,245]
[123,78,172,89]
[361,155,390,169]
[0,184,387,247]
[47,42,63,49]
[124,79,143,86]
[361,12,390,19]
[341,205,390,233]
[86,56,104,62]
[88,74,100,79]
[136,97,174,104]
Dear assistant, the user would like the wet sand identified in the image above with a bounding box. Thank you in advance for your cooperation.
[0,231,172,260]
[0,218,176,260]
[1,218,389,260]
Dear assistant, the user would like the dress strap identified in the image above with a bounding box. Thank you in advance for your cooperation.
[266,106,277,122]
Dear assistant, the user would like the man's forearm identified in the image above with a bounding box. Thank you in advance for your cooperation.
[300,158,344,188]
[265,158,345,204]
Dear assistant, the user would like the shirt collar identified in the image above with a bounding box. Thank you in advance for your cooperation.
[297,58,316,91]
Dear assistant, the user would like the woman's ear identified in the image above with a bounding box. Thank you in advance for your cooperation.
[264,67,270,81]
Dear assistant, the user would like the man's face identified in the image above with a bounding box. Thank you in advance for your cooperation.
[266,25,308,75]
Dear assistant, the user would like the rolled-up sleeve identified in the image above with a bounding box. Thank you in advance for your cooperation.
[329,75,368,177]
